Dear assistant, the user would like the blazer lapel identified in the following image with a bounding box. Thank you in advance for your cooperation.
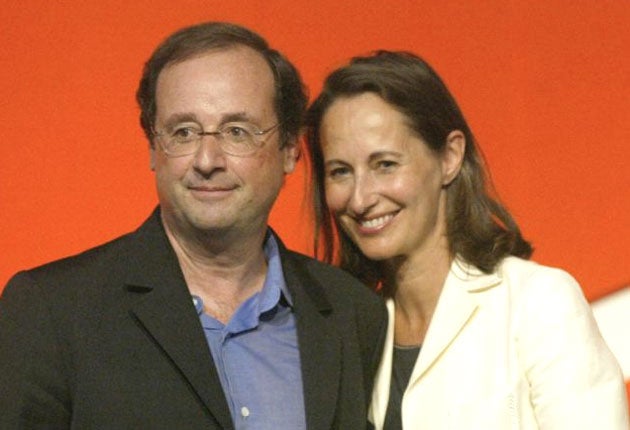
[410,257,501,386]
[369,300,395,429]
[123,211,234,429]
[280,248,342,430]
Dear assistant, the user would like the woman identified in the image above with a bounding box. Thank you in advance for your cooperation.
[305,51,628,429]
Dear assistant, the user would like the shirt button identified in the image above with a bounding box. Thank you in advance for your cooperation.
[241,406,250,418]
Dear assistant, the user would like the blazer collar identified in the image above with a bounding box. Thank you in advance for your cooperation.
[413,256,501,378]
[122,208,234,429]
[372,255,502,425]
[276,237,342,430]
[412,256,501,383]
[122,212,342,430]
[449,257,502,292]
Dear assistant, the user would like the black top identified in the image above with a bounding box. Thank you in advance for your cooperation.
[383,344,421,430]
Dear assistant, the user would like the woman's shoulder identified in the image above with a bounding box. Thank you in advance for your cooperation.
[495,256,590,321]
[496,256,580,291]
[451,255,579,293]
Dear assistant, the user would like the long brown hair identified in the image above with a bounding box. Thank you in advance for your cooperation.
[305,51,532,289]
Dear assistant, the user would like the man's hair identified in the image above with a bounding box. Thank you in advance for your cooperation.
[305,50,532,290]
[136,22,307,148]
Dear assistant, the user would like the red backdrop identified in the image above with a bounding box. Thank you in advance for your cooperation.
[1,0,628,402]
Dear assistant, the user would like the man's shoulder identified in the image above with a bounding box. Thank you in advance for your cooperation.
[16,229,139,282]
[282,248,361,283]
[3,211,164,298]
[281,248,387,331]
[280,248,381,304]
[0,229,146,328]
[10,210,163,282]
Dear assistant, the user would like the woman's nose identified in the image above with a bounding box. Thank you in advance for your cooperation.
[347,173,378,216]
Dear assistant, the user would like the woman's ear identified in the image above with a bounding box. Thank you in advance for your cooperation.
[441,130,466,186]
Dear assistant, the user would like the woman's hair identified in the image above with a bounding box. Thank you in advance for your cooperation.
[305,50,532,289]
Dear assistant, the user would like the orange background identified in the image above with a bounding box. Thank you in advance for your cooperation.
[1,0,628,402]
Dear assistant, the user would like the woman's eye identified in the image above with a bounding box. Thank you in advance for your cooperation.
[376,160,397,170]
[327,166,350,179]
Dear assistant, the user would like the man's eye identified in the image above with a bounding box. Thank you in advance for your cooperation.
[171,127,199,140]
[223,125,252,141]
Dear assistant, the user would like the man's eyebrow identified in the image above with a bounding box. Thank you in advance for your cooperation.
[221,112,252,123]
[162,113,199,130]
[162,111,256,130]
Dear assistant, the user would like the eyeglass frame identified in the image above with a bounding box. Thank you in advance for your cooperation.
[151,121,281,158]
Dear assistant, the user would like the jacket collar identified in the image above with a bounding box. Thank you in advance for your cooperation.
[122,208,233,429]
[275,237,341,430]
[123,209,340,430]
[412,256,501,381]
[371,256,501,427]
[449,257,502,293]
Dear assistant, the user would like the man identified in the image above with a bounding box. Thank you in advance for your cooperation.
[0,22,387,429]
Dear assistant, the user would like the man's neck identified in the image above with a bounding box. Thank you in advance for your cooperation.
[162,218,269,324]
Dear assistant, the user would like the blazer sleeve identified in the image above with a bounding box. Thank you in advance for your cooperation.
[514,266,629,429]
[0,272,72,429]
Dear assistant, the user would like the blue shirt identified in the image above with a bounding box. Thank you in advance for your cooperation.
[192,234,306,430]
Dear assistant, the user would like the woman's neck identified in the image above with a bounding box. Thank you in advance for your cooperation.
[384,244,453,346]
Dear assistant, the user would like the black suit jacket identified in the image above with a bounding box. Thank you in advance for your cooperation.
[0,209,387,429]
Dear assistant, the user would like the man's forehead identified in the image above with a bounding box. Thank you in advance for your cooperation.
[154,46,277,126]
[161,44,271,76]
[155,45,275,99]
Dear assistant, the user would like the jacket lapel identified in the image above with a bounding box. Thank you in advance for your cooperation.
[369,300,395,429]
[123,211,234,429]
[279,245,342,430]
[409,257,501,386]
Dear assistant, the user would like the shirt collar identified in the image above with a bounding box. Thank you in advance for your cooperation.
[259,231,293,311]
[191,230,293,319]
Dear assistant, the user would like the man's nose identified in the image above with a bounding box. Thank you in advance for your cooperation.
[192,134,227,172]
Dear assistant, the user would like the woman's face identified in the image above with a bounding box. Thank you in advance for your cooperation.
[320,93,458,262]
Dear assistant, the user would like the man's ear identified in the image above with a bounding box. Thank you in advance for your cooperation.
[442,130,465,186]
[282,137,301,174]
[149,144,157,171]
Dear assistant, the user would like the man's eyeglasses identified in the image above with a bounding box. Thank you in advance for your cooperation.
[152,122,280,157]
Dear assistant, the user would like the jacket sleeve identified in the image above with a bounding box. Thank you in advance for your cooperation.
[0,272,72,429]
[515,266,629,429]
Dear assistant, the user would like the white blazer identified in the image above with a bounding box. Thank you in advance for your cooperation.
[369,256,629,429]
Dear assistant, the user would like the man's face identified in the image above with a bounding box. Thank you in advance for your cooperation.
[151,46,298,239]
